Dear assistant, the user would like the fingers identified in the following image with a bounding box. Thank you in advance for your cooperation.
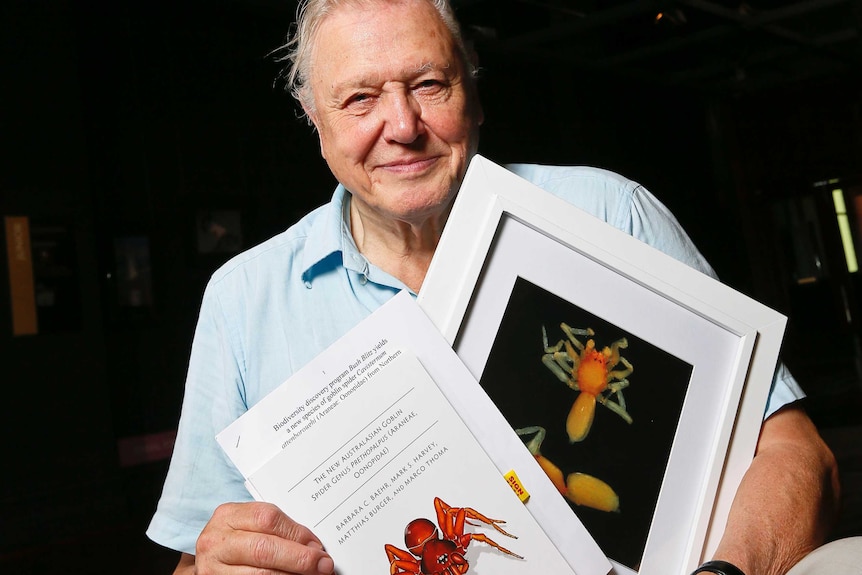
[195,502,335,575]
[234,502,321,547]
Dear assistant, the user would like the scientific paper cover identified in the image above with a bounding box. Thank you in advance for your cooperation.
[216,291,610,575]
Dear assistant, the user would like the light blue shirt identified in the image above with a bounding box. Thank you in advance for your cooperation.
[146,163,804,554]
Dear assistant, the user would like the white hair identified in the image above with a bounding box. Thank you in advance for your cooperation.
[273,0,477,123]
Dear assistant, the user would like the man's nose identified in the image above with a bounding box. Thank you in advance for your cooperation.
[381,91,424,144]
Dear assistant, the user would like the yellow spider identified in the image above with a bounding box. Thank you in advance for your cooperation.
[517,426,619,513]
[542,323,633,442]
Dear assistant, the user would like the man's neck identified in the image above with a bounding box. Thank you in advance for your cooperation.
[349,196,446,293]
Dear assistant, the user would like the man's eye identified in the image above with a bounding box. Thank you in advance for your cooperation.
[345,93,373,108]
[414,79,449,98]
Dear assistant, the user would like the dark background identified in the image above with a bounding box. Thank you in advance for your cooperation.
[1,1,860,573]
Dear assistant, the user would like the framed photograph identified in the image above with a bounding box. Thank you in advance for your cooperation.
[417,156,786,575]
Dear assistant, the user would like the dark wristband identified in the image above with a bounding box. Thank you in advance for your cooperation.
[691,560,746,575]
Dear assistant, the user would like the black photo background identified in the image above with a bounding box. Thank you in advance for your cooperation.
[476,277,694,569]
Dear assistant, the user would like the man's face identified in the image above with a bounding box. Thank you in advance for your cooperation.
[306,0,483,225]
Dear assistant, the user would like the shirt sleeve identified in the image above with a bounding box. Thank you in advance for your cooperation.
[627,183,806,418]
[146,281,253,554]
[627,184,717,278]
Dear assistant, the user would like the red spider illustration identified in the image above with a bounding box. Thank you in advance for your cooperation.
[384,496,523,574]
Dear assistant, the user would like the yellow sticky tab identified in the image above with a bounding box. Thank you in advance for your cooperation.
[504,470,530,502]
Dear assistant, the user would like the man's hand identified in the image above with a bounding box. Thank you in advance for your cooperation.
[173,501,335,575]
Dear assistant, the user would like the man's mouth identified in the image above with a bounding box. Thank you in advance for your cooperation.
[379,156,438,174]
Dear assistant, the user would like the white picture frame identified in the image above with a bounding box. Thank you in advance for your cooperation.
[417,156,787,575]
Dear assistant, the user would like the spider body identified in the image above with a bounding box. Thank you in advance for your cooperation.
[542,323,634,442]
[516,425,620,513]
[385,497,522,575]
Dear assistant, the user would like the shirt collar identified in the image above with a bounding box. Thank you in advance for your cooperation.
[300,184,368,284]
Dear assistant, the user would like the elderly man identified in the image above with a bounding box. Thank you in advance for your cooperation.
[147,1,854,574]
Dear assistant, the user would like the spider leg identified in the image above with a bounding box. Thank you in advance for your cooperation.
[464,533,524,559]
[597,380,633,424]
[460,507,518,539]
[608,337,629,353]
[542,349,580,391]
[554,341,582,391]
[542,326,572,359]
[561,323,592,352]
[515,426,547,456]
[603,355,633,419]
[611,383,627,412]
[542,354,574,384]
[541,325,559,353]
[542,326,580,385]
[385,544,421,574]
[607,356,633,381]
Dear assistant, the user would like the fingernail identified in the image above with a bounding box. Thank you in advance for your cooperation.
[308,540,323,551]
[317,554,335,574]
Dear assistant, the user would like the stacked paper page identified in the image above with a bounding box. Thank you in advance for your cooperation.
[217,291,610,575]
